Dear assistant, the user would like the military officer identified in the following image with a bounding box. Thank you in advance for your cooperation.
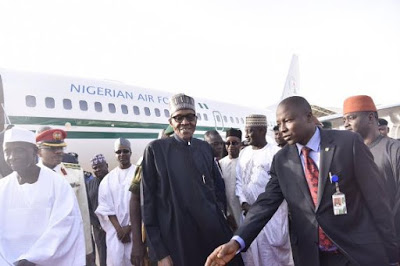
[36,127,94,265]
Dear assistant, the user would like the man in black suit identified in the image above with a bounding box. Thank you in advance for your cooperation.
[205,96,398,266]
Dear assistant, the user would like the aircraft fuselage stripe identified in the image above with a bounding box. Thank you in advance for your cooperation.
[9,116,208,139]
[9,116,215,131]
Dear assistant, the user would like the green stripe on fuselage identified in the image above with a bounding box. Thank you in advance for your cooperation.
[9,116,215,131]
[67,132,159,139]
[9,116,211,139]
[67,132,204,139]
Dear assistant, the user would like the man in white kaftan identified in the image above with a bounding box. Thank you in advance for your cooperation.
[95,138,136,266]
[0,127,85,266]
[236,115,293,266]
[219,128,243,228]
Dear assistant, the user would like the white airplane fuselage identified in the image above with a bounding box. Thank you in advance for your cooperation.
[0,68,275,171]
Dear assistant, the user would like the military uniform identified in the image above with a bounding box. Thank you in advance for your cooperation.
[36,128,93,257]
[55,162,93,255]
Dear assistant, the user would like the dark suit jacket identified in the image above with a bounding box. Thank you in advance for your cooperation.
[236,129,398,266]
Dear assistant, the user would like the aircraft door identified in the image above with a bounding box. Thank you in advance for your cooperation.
[212,111,224,131]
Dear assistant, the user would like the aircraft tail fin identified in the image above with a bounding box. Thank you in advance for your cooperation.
[281,54,300,100]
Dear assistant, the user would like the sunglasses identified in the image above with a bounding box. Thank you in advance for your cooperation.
[171,114,197,123]
[225,141,240,146]
[115,149,130,154]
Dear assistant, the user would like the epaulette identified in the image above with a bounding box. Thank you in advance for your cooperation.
[63,163,82,170]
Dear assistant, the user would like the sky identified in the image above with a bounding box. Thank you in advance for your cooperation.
[0,0,399,110]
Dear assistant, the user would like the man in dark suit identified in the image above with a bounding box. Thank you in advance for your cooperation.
[205,96,398,266]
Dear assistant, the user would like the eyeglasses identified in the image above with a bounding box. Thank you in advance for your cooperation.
[225,141,240,146]
[171,114,197,123]
[115,149,130,154]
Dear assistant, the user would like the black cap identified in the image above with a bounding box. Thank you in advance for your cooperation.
[226,128,242,140]
[378,118,388,126]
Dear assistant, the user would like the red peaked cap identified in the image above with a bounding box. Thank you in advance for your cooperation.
[343,95,377,114]
[36,129,67,147]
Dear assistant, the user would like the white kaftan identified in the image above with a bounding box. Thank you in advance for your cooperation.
[95,165,136,266]
[236,144,293,266]
[219,156,242,226]
[0,167,85,266]
[38,160,93,255]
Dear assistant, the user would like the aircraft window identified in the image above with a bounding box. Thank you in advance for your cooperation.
[155,108,161,117]
[108,103,116,113]
[45,97,55,109]
[144,107,151,116]
[25,95,36,107]
[216,116,221,122]
[62,99,71,110]
[235,117,239,124]
[197,113,202,121]
[79,100,88,111]
[94,102,102,112]
[204,114,208,121]
[164,109,170,117]
[223,116,228,123]
[121,104,128,114]
[240,118,244,124]
[230,117,234,123]
[133,106,140,115]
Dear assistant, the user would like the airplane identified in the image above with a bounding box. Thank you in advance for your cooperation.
[0,70,286,174]
[0,54,301,174]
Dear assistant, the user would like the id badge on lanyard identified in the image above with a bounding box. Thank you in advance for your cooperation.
[330,173,347,215]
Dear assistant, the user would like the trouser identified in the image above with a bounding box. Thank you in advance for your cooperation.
[93,226,107,266]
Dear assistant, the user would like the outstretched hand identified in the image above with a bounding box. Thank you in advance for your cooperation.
[205,240,240,266]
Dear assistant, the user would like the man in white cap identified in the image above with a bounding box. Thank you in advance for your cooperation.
[0,126,85,265]
[142,93,243,266]
[235,114,293,266]
[95,138,136,266]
